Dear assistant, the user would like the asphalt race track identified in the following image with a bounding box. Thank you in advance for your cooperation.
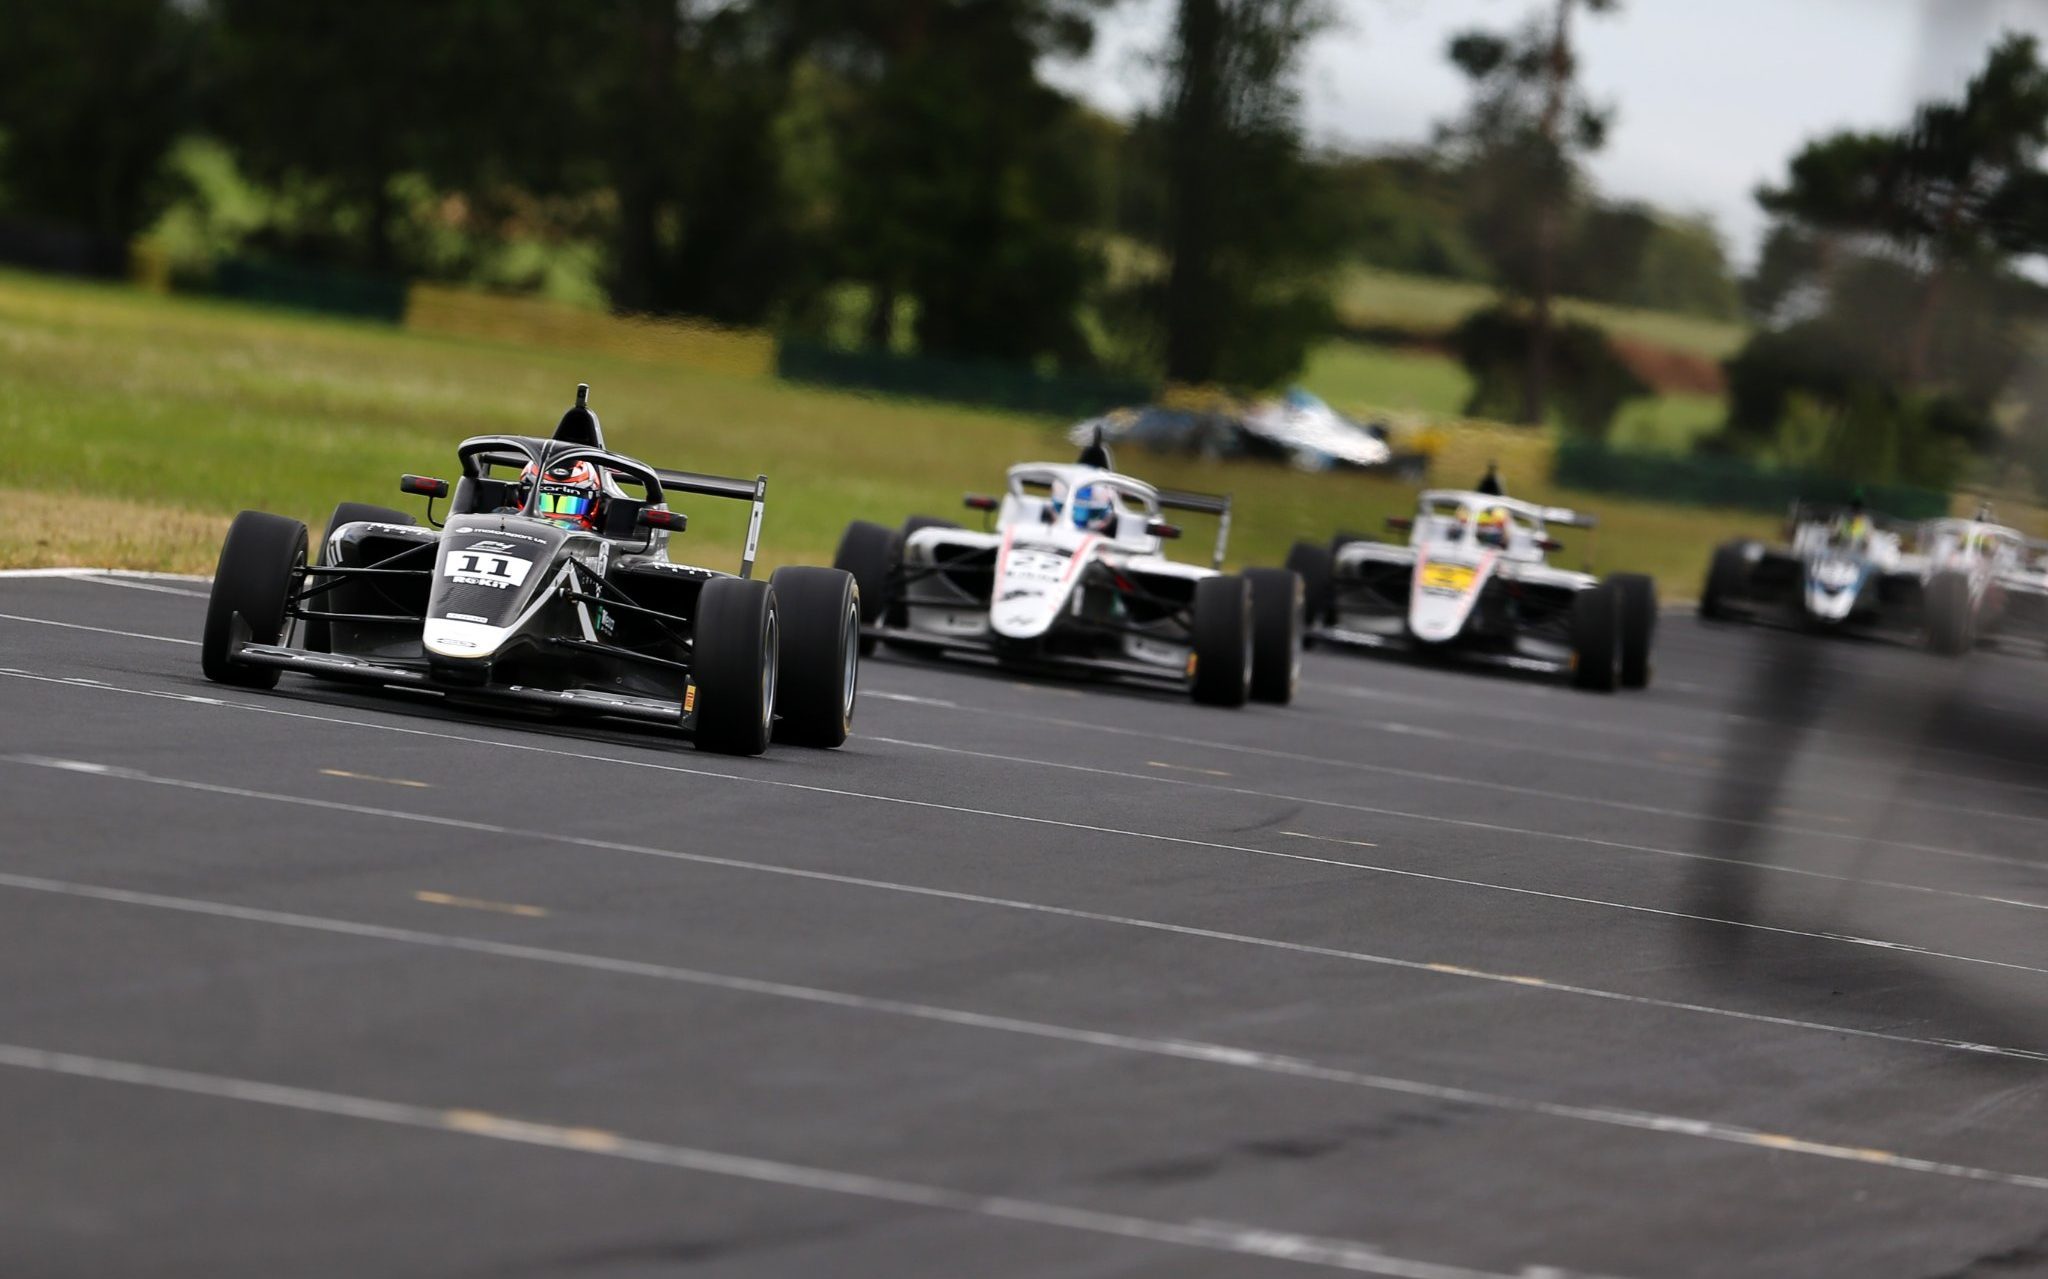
[8,570,2048,1278]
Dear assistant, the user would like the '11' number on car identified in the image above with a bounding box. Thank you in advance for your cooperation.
[445,551,532,589]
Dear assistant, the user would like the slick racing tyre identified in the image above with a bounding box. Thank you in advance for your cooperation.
[1570,581,1620,693]
[1611,572,1657,689]
[1284,540,1334,636]
[693,577,778,756]
[1244,567,1301,705]
[1191,575,1253,708]
[769,566,860,748]
[1699,541,1751,622]
[305,502,414,653]
[1925,570,1973,657]
[833,520,899,655]
[202,510,308,689]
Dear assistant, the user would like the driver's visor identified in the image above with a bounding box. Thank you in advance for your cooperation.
[538,490,595,518]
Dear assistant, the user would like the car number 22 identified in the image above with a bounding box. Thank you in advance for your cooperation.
[445,550,533,589]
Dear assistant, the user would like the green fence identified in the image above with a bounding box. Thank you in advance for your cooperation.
[208,258,409,323]
[1552,438,1949,518]
[775,339,1154,419]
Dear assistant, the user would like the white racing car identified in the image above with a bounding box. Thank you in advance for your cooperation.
[832,442,1299,706]
[1913,514,2048,654]
[1700,501,1923,639]
[1283,490,1655,692]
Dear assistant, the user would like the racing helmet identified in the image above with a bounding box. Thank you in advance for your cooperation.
[522,460,604,530]
[1070,482,1117,533]
[1474,505,1511,549]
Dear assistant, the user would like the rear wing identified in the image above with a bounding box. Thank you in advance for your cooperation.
[1157,488,1233,570]
[655,469,769,579]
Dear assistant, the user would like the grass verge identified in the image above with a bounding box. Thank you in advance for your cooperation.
[0,269,1773,597]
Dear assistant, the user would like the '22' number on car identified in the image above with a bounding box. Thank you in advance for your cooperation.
[445,551,533,589]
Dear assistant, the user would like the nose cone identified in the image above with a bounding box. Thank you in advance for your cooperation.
[423,617,512,659]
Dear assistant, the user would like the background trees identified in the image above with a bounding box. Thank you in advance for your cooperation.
[0,0,205,269]
[1437,0,1623,425]
[1723,33,2048,487]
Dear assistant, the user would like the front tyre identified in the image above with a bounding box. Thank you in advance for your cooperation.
[833,520,899,655]
[769,566,861,748]
[202,511,308,689]
[1611,572,1657,689]
[1191,575,1253,707]
[693,577,778,756]
[1244,567,1301,705]
[1570,581,1620,693]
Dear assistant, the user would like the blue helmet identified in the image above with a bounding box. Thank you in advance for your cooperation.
[1071,482,1116,532]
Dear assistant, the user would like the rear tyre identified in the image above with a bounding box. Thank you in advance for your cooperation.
[202,511,308,689]
[1570,582,1620,693]
[1700,541,1751,622]
[305,502,413,653]
[1611,572,1657,689]
[832,520,899,656]
[1244,567,1301,705]
[1191,575,1252,708]
[1284,540,1334,636]
[1926,570,1973,656]
[692,577,777,756]
[769,566,860,748]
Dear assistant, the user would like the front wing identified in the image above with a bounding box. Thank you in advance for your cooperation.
[226,620,703,732]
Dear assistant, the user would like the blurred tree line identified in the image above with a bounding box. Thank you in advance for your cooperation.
[0,0,1754,399]
[1719,32,2048,490]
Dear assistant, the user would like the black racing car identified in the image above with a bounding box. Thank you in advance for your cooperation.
[200,384,860,755]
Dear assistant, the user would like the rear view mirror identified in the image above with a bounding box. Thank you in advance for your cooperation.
[1538,536,1563,552]
[1385,515,1413,532]
[401,474,450,499]
[964,493,998,511]
[637,508,686,532]
[1146,520,1182,540]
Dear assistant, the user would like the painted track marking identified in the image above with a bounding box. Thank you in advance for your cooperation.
[3,655,2041,933]
[6,603,2047,833]
[13,719,2048,978]
[4,750,2045,1068]
[414,890,546,918]
[4,868,2045,1193]
[0,1041,1542,1278]
[864,735,2048,916]
[322,768,432,789]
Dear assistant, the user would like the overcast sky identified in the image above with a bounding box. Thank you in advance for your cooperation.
[1042,0,2048,264]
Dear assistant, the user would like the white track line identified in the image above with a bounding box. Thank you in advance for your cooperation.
[5,749,2046,1068]
[0,569,211,582]
[8,684,2048,980]
[867,736,2048,915]
[5,602,2046,836]
[1299,673,2048,797]
[0,1042,1546,1278]
[2,644,2043,930]
[865,688,2048,875]
[0,612,201,646]
[64,575,212,599]
[9,869,2047,1195]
